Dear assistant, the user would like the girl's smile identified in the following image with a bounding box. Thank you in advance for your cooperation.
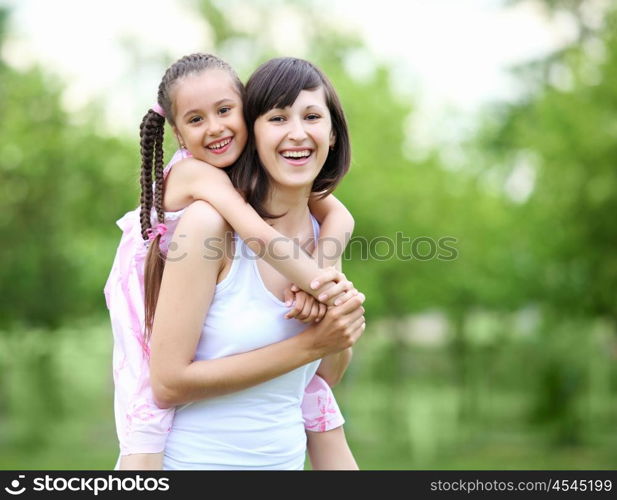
[206,136,234,155]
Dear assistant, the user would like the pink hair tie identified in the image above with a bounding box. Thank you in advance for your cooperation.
[152,103,166,118]
[146,223,168,242]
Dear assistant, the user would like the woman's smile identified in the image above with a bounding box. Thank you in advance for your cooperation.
[279,147,314,166]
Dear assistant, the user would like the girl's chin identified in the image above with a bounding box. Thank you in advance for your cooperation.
[194,152,235,168]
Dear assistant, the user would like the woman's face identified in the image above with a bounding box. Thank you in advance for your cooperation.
[172,69,247,168]
[254,87,335,192]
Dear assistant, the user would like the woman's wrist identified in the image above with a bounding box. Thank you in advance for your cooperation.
[295,325,326,362]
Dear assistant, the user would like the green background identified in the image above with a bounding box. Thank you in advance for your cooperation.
[1,0,616,469]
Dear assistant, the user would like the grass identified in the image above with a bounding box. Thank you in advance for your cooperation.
[1,318,616,470]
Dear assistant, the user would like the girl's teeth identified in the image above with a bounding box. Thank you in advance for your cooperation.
[209,138,231,150]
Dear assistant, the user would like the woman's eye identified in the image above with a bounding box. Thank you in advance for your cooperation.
[306,114,320,121]
[268,116,285,123]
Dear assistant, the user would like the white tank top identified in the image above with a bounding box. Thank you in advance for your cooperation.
[163,217,321,470]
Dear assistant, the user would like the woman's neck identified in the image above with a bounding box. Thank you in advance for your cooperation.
[263,185,312,238]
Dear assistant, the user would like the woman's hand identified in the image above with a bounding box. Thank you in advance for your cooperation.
[302,293,366,358]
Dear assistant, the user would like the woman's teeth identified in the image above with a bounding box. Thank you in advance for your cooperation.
[281,150,311,158]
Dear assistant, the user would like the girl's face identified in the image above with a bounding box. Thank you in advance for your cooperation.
[254,87,335,192]
[172,69,247,167]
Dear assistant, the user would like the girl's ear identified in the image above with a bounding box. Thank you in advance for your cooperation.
[173,127,186,149]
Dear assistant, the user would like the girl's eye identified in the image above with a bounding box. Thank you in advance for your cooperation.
[189,116,202,124]
[219,106,231,115]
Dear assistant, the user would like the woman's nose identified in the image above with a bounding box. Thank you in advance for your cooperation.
[287,116,308,141]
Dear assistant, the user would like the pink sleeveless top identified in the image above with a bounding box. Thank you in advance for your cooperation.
[104,149,344,456]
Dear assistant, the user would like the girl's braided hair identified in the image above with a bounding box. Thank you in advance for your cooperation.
[139,53,243,340]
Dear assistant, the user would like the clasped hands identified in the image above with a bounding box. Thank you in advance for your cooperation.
[283,267,364,324]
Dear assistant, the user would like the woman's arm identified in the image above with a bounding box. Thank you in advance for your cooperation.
[164,158,348,304]
[149,201,366,408]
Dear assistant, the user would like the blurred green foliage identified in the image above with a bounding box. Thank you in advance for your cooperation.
[0,0,616,469]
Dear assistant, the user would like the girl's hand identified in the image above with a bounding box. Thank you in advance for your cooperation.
[284,287,327,323]
[309,267,356,307]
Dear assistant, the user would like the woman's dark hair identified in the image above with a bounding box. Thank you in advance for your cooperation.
[139,53,244,340]
[231,57,351,219]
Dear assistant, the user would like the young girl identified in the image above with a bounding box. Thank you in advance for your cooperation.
[104,53,362,470]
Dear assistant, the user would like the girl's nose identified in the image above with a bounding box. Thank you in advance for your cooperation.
[206,117,224,135]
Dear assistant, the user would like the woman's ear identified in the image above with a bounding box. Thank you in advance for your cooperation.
[329,130,336,149]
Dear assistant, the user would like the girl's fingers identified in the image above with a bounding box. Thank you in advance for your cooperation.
[310,267,345,290]
[332,288,358,307]
[316,303,327,323]
[302,301,320,324]
[318,281,353,304]
[285,292,306,319]
[331,293,365,316]
[298,294,314,320]
[283,287,294,308]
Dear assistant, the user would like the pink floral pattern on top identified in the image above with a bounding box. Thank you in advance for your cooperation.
[104,149,344,456]
[301,374,345,432]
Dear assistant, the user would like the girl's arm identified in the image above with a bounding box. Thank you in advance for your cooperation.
[283,194,356,322]
[315,255,354,387]
[307,428,358,470]
[149,201,365,408]
[301,194,357,386]
[308,194,354,269]
[165,158,349,304]
[284,194,356,386]
[119,453,163,470]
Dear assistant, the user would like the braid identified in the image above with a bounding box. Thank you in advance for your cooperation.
[153,130,165,224]
[138,110,164,239]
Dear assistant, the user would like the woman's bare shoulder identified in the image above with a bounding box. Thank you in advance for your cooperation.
[178,200,231,237]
